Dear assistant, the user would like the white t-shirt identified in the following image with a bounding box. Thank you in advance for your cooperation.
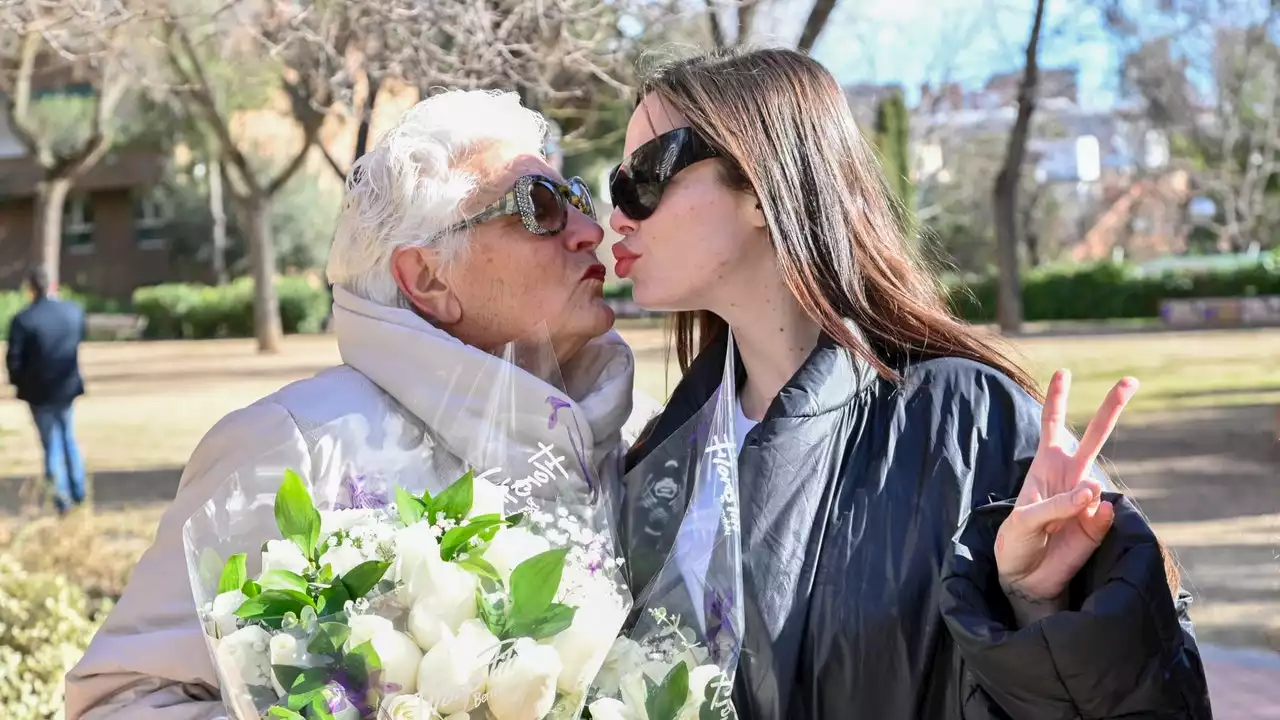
[735,395,759,451]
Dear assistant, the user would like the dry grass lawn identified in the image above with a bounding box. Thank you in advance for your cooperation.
[1,322,1277,649]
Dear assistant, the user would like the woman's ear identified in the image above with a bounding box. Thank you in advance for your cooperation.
[742,195,767,230]
[391,246,462,324]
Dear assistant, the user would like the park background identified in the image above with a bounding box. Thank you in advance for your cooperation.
[1,0,1279,716]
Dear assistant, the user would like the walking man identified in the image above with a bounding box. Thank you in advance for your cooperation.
[5,266,87,513]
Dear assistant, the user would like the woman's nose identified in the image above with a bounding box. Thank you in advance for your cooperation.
[609,206,637,236]
[564,209,604,253]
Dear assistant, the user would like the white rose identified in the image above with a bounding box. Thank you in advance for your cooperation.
[320,508,379,537]
[592,638,647,697]
[619,669,651,720]
[588,698,640,720]
[395,521,443,598]
[485,637,563,720]
[549,594,627,694]
[480,527,550,584]
[416,619,500,714]
[209,589,245,638]
[214,625,273,690]
[380,693,436,720]
[407,562,478,651]
[343,615,423,695]
[469,477,508,518]
[677,664,726,720]
[319,543,366,578]
[262,539,311,576]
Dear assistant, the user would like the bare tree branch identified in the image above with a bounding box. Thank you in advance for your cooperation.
[797,0,839,54]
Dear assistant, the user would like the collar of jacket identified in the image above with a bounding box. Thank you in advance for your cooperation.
[329,285,636,476]
[635,320,879,461]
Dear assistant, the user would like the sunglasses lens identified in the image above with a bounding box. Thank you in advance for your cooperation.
[569,178,596,220]
[609,167,656,221]
[529,181,564,232]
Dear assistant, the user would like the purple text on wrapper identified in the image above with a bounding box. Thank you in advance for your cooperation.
[335,473,390,511]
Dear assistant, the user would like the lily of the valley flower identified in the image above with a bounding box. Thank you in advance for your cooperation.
[485,638,563,720]
[261,539,310,576]
[209,589,245,638]
[343,615,423,695]
[416,619,500,714]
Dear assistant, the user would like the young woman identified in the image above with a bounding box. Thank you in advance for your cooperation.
[609,47,1211,719]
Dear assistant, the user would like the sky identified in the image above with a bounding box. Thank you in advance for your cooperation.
[769,0,1125,110]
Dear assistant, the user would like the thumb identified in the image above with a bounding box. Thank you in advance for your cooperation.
[1011,486,1092,536]
[1079,498,1116,545]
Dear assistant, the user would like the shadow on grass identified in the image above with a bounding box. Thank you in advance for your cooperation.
[0,467,183,515]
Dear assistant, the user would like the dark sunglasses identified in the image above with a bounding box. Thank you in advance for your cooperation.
[441,174,596,238]
[609,127,720,221]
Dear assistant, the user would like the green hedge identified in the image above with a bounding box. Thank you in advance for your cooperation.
[131,277,330,340]
[947,257,1280,322]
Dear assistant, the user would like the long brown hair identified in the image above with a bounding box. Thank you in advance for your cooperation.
[634,47,1183,594]
[640,47,1040,400]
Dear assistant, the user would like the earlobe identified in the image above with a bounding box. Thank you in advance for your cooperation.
[747,196,767,230]
[391,247,462,324]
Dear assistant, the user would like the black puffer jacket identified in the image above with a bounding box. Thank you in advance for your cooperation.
[622,332,1212,719]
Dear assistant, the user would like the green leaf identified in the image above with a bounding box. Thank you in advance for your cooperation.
[317,563,335,585]
[308,693,335,720]
[257,570,309,594]
[344,640,382,690]
[646,662,690,720]
[508,548,569,623]
[396,486,427,528]
[339,560,390,600]
[276,469,321,561]
[431,470,475,522]
[266,707,306,720]
[507,602,576,640]
[272,665,305,696]
[290,667,331,695]
[218,554,247,594]
[241,580,262,598]
[307,622,352,656]
[456,556,502,584]
[317,581,351,618]
[234,589,314,628]
[439,516,505,561]
[477,589,508,638]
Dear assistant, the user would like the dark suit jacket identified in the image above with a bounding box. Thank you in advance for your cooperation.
[5,295,86,407]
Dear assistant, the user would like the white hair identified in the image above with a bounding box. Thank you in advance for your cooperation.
[325,89,549,308]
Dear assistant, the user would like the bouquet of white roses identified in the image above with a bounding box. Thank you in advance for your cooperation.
[184,324,636,720]
[192,465,630,720]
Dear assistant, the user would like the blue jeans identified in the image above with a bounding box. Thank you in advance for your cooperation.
[29,402,86,513]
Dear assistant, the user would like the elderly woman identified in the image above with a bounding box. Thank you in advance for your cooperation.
[65,90,655,719]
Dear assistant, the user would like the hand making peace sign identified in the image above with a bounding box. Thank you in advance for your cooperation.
[995,369,1140,612]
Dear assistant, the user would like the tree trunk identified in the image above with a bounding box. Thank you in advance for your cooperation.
[32,178,71,289]
[242,197,283,353]
[209,157,229,285]
[992,0,1047,335]
[797,0,840,54]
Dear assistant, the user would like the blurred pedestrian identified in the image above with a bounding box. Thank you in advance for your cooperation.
[4,266,88,514]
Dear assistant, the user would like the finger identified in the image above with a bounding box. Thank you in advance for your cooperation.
[1039,369,1071,452]
[1079,499,1115,545]
[1074,378,1139,474]
[1010,485,1092,536]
